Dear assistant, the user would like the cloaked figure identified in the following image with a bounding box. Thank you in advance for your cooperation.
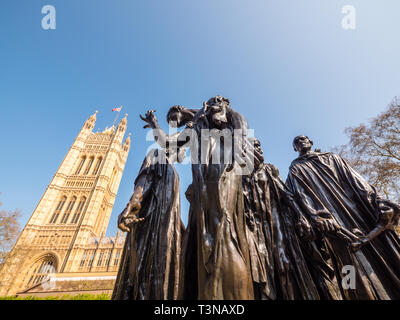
[112,143,185,300]
[141,97,254,300]
[242,138,320,300]
[188,96,254,300]
[286,135,400,300]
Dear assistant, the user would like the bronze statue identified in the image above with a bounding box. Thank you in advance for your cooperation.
[112,99,400,301]
[139,106,200,300]
[112,145,185,300]
[190,96,253,300]
[141,97,254,300]
[287,135,400,299]
[243,138,321,300]
[351,199,400,251]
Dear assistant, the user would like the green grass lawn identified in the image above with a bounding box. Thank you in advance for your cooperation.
[0,293,111,300]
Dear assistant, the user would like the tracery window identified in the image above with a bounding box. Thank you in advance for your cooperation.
[26,258,56,288]
[92,157,103,175]
[75,156,86,175]
[113,251,121,266]
[60,196,76,224]
[88,251,95,267]
[84,157,94,175]
[70,197,86,224]
[49,196,67,224]
[97,250,105,266]
[105,251,112,267]
[80,251,88,267]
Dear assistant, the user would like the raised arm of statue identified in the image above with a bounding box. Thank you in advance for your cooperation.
[140,109,196,150]
[140,110,170,149]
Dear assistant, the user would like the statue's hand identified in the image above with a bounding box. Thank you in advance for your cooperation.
[296,216,314,241]
[118,209,131,233]
[117,200,144,232]
[140,109,158,129]
[311,210,340,234]
[351,236,368,252]
[123,215,145,228]
[377,200,398,227]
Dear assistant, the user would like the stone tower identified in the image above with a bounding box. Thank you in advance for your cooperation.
[0,111,130,296]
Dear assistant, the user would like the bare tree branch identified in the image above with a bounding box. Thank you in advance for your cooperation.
[334,97,400,202]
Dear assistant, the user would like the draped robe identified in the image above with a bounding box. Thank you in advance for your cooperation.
[181,109,253,300]
[112,150,182,300]
[287,152,400,300]
[243,163,321,300]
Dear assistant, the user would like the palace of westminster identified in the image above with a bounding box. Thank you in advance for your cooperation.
[0,111,131,296]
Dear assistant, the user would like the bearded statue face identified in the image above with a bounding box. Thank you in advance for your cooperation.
[206,96,230,129]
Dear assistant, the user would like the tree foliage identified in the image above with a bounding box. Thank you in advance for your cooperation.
[336,97,400,202]
[0,196,21,261]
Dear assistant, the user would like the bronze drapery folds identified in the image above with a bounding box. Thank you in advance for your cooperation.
[139,97,254,299]
[113,102,400,301]
[188,97,254,300]
[156,97,253,299]
[286,135,400,300]
[243,138,320,300]
[112,148,183,300]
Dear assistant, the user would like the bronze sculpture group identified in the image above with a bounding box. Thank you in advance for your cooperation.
[112,96,400,300]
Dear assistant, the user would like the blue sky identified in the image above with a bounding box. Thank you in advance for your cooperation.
[1,0,400,236]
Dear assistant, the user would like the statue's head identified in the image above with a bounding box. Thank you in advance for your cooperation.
[167,105,185,128]
[206,95,230,107]
[166,105,197,128]
[293,135,313,154]
[205,96,230,129]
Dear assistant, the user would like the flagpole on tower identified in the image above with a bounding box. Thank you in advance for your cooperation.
[112,106,123,129]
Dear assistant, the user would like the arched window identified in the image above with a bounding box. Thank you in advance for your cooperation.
[60,196,76,224]
[26,257,56,288]
[97,250,105,266]
[84,157,94,175]
[110,168,118,189]
[70,197,86,224]
[88,251,95,267]
[80,250,88,267]
[113,251,121,266]
[105,251,112,267]
[49,196,67,224]
[92,157,103,175]
[75,156,86,175]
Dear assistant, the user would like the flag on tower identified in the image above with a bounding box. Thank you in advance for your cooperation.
[112,106,122,112]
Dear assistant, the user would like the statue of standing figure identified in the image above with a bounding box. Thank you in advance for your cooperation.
[242,138,321,300]
[139,96,254,300]
[112,98,400,301]
[287,135,400,299]
[112,143,186,300]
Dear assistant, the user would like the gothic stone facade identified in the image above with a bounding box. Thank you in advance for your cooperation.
[0,111,130,296]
